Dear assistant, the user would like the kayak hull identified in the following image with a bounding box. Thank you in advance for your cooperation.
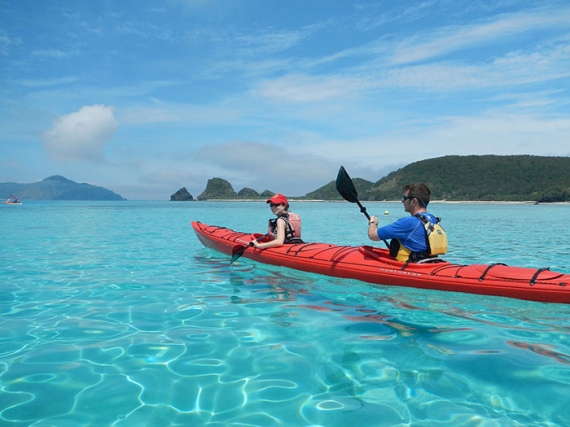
[192,221,570,304]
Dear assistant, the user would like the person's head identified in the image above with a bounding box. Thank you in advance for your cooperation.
[266,194,289,213]
[402,183,431,212]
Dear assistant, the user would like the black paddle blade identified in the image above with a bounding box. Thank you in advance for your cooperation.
[335,165,371,220]
[230,244,248,264]
[230,233,267,264]
[336,165,359,203]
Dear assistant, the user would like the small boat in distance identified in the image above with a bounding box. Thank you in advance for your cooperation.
[3,195,22,205]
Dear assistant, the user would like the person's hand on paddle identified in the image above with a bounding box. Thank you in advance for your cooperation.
[230,234,269,264]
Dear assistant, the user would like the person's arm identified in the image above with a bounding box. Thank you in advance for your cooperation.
[252,218,286,249]
[377,217,420,242]
[367,215,380,241]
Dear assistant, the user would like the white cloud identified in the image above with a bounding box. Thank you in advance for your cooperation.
[31,49,73,59]
[192,140,338,194]
[292,111,570,175]
[251,37,570,103]
[252,73,369,103]
[390,7,570,65]
[43,105,119,162]
[231,23,325,56]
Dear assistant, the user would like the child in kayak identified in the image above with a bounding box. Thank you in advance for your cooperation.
[252,194,303,249]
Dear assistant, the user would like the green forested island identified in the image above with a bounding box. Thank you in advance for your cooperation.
[309,155,570,202]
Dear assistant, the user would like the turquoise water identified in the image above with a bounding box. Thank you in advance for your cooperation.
[1,200,570,426]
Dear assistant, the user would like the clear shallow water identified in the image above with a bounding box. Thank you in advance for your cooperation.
[1,200,570,426]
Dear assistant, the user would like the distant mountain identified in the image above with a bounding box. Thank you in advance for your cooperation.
[0,175,125,201]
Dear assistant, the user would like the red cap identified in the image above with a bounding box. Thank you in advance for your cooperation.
[266,194,288,205]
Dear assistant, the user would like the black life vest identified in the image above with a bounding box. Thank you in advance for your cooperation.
[268,212,303,244]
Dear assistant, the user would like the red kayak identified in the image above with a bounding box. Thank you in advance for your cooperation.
[192,221,570,304]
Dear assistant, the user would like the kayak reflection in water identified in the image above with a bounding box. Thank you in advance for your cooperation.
[251,193,304,249]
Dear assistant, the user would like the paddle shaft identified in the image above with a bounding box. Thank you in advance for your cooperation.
[335,165,388,247]
[355,200,371,221]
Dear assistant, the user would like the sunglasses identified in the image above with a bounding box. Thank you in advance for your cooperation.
[270,203,281,207]
[401,196,415,202]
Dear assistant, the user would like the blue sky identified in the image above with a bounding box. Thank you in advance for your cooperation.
[1,0,570,200]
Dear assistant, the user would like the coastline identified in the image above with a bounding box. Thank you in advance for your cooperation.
[196,199,570,204]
